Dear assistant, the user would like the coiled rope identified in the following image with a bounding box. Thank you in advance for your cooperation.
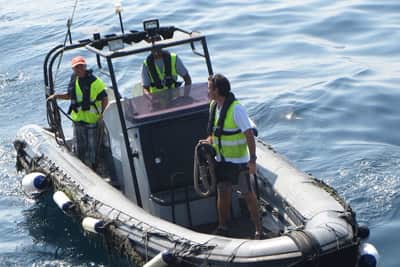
[193,142,217,197]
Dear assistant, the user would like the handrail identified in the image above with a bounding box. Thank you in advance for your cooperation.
[41,24,214,209]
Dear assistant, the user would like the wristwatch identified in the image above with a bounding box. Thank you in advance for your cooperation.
[249,154,257,163]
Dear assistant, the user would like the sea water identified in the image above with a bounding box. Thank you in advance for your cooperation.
[0,1,399,266]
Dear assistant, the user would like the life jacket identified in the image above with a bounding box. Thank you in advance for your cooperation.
[70,74,105,124]
[208,93,248,163]
[144,51,177,93]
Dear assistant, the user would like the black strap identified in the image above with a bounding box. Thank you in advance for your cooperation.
[162,51,174,88]
[79,72,97,111]
[210,92,237,137]
[68,72,99,114]
[146,53,162,89]
[207,93,238,162]
[207,102,217,136]
[146,51,176,89]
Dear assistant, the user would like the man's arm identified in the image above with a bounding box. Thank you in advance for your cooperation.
[176,55,191,86]
[47,92,70,101]
[233,104,257,174]
[183,73,192,87]
[101,96,109,113]
[244,128,257,175]
[47,73,75,101]
[143,87,151,95]
[141,63,151,95]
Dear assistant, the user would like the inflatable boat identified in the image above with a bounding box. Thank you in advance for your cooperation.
[14,17,378,267]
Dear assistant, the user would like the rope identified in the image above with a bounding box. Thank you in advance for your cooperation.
[225,240,248,264]
[143,229,150,262]
[325,223,342,250]
[193,142,217,197]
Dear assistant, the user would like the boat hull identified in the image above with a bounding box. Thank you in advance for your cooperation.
[14,124,360,267]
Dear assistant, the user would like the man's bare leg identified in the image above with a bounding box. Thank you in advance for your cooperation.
[245,191,262,238]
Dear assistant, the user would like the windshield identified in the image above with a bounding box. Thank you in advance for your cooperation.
[123,82,209,125]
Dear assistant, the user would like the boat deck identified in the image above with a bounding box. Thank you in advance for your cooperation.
[193,204,284,240]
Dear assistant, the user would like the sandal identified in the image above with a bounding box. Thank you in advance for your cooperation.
[254,231,264,240]
[213,225,229,237]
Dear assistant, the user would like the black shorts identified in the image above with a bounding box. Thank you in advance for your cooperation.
[215,162,253,194]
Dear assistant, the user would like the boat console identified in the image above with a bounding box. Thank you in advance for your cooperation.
[103,83,217,226]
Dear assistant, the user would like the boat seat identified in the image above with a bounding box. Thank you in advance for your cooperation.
[137,109,209,226]
[148,172,208,227]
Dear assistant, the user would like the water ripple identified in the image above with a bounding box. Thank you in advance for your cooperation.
[335,152,400,224]
[0,0,399,265]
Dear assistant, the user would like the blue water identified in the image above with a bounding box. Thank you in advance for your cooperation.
[1,1,399,266]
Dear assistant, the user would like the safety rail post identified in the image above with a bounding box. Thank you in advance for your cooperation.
[201,38,213,76]
[106,57,142,207]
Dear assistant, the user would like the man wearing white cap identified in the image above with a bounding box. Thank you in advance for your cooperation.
[47,56,108,169]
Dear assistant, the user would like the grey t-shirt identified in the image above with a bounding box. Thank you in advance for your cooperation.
[141,54,188,88]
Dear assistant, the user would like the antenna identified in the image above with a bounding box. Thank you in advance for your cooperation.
[115,1,125,34]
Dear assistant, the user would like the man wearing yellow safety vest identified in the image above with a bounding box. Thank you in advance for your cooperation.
[141,47,191,95]
[202,74,262,239]
[47,56,108,169]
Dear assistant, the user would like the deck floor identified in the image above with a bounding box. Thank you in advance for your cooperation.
[193,209,283,240]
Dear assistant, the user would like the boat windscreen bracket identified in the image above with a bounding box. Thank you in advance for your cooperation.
[190,41,206,58]
[99,68,111,77]
[93,33,103,69]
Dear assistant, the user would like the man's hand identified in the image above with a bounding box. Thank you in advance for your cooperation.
[46,94,57,101]
[47,93,71,101]
[248,161,256,175]
[198,136,212,145]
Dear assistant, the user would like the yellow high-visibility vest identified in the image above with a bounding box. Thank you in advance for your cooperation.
[144,53,177,93]
[71,77,105,124]
[212,100,248,163]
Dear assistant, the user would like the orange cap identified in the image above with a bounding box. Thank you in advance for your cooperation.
[71,56,86,68]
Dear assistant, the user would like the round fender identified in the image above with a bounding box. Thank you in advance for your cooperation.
[82,217,106,234]
[22,172,49,194]
[53,191,73,211]
[359,243,379,267]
